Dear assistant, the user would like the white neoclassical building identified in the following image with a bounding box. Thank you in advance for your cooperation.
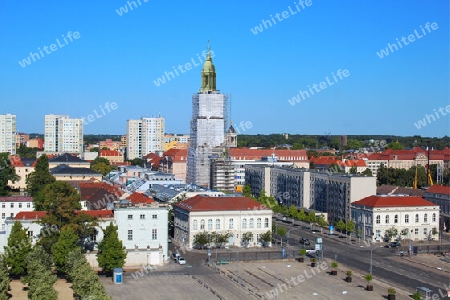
[173,195,272,249]
[351,195,440,243]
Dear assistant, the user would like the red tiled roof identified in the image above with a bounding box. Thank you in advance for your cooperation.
[14,211,47,220]
[368,147,450,161]
[76,210,114,218]
[100,150,122,157]
[229,148,307,161]
[425,185,450,195]
[175,195,270,212]
[352,195,437,208]
[126,193,155,204]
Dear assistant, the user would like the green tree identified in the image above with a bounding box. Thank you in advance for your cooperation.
[4,221,32,278]
[242,232,253,247]
[90,147,99,152]
[52,226,80,274]
[91,162,112,176]
[260,231,272,246]
[21,246,57,300]
[362,168,372,176]
[307,211,316,226]
[336,219,345,234]
[386,141,403,150]
[193,231,209,249]
[72,261,111,299]
[298,209,306,222]
[0,254,10,300]
[242,184,252,197]
[97,223,127,275]
[349,167,357,174]
[21,245,53,285]
[16,145,40,158]
[385,226,398,242]
[288,205,298,219]
[346,220,355,236]
[66,248,87,281]
[317,214,328,228]
[130,158,143,166]
[26,154,55,196]
[276,226,287,238]
[0,152,19,196]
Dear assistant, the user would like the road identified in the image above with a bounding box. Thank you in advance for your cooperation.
[274,217,449,294]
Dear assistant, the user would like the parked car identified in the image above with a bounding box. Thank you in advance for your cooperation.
[385,241,401,248]
[178,257,186,265]
[172,253,179,262]
[300,238,310,245]
[168,238,172,243]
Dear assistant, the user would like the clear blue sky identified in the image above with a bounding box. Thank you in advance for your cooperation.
[0,0,448,137]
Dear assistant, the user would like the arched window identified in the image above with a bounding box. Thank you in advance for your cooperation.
[249,218,254,229]
[200,219,205,230]
[229,218,234,229]
[193,220,198,230]
[424,214,428,222]
[405,214,409,223]
[208,219,213,230]
[385,215,389,224]
[432,213,436,222]
[216,219,220,230]
[257,218,261,228]
[376,215,380,224]
[264,218,269,228]
[394,215,398,224]
[415,214,419,223]
[242,218,247,229]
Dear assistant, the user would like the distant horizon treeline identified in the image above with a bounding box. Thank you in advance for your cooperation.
[22,133,450,151]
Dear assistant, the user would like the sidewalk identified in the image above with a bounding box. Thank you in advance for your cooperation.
[401,253,450,273]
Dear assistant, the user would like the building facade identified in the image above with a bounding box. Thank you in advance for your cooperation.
[126,117,165,160]
[0,197,35,250]
[424,185,450,232]
[173,195,272,249]
[44,115,83,153]
[351,195,440,243]
[0,114,16,155]
[186,44,227,188]
[245,165,376,223]
[210,158,235,193]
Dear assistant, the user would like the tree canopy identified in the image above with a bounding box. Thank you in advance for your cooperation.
[4,221,32,277]
[51,226,81,273]
[97,223,127,275]
[26,154,55,196]
[0,152,19,196]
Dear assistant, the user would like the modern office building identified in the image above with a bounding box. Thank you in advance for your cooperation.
[126,117,165,160]
[186,44,227,188]
[0,114,16,154]
[44,114,83,153]
[245,165,376,223]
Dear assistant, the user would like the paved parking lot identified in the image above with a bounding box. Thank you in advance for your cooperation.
[102,258,413,299]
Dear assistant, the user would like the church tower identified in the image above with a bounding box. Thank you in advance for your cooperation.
[186,41,227,187]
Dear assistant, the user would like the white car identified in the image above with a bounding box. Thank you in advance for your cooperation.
[178,257,186,265]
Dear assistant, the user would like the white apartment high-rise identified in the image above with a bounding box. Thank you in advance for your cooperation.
[0,114,16,154]
[187,43,227,187]
[126,117,165,160]
[44,115,83,153]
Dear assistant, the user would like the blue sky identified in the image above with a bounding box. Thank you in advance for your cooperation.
[0,0,448,137]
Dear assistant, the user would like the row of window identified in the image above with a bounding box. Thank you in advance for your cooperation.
[128,214,158,220]
[376,228,430,237]
[375,213,436,224]
[1,203,32,208]
[192,218,270,230]
[128,229,157,241]
[1,213,14,219]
